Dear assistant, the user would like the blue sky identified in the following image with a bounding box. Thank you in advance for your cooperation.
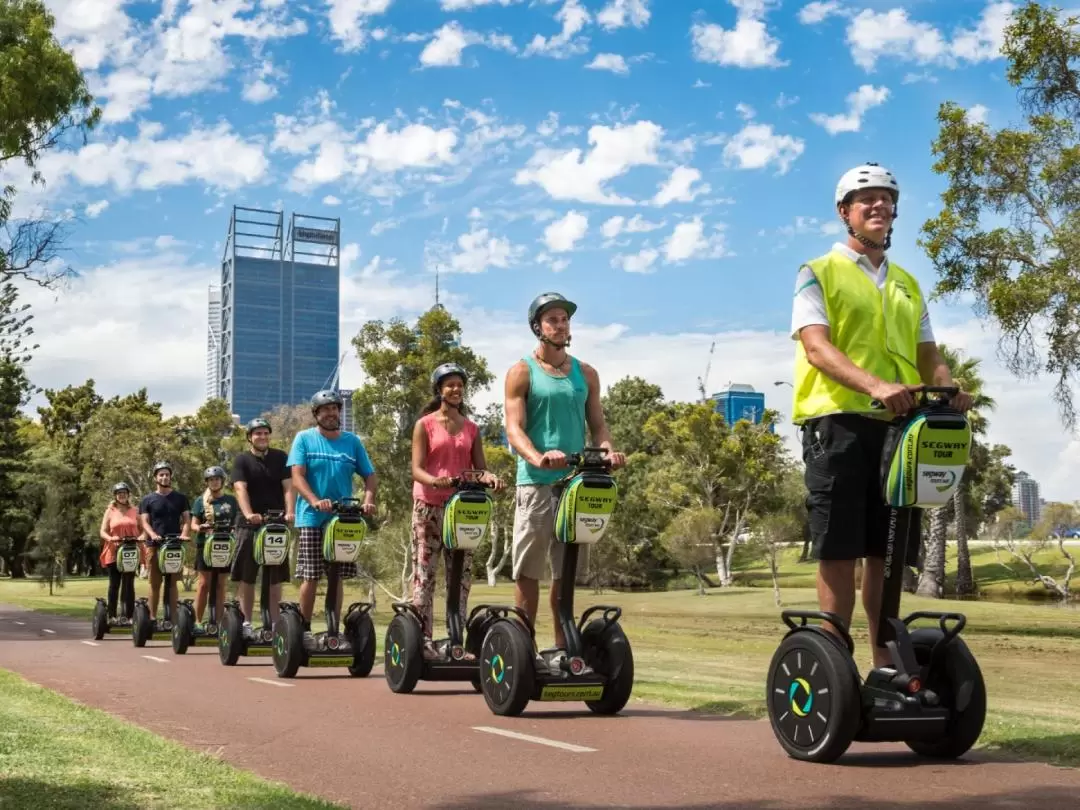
[10,0,1079,500]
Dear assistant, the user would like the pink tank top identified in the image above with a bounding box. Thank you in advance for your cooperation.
[413,413,478,506]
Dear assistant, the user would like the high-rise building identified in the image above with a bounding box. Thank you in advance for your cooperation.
[206,285,222,402]
[338,389,355,433]
[711,383,771,430]
[1011,470,1041,525]
[218,205,341,423]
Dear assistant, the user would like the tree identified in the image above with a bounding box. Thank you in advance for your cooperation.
[661,507,723,595]
[1,0,101,286]
[991,503,1078,600]
[18,440,81,591]
[920,1,1080,427]
[0,282,37,576]
[601,376,666,455]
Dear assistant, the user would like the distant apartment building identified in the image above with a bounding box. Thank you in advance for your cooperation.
[206,285,221,402]
[1011,471,1041,525]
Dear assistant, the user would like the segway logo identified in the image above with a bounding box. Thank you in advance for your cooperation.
[580,516,606,534]
[922,469,957,493]
[788,678,813,717]
[460,526,483,541]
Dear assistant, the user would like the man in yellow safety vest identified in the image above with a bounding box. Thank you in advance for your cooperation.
[789,162,973,669]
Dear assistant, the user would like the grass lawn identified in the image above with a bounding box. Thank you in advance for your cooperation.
[3,556,1079,769]
[0,667,343,810]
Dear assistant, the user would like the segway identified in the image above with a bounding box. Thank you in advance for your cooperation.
[132,536,185,647]
[92,538,140,639]
[172,515,236,654]
[384,470,496,694]
[219,510,292,665]
[477,447,634,717]
[272,498,377,679]
[766,385,987,763]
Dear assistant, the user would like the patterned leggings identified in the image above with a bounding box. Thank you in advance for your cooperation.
[411,499,473,640]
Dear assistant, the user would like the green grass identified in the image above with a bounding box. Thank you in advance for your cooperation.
[3,565,1080,771]
[0,668,343,809]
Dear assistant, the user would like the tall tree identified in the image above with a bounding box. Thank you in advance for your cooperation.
[920,1,1080,427]
[1,0,101,286]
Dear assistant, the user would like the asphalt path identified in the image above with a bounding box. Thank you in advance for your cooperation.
[2,603,1079,809]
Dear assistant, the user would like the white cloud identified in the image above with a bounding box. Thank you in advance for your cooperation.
[586,53,629,74]
[326,0,394,51]
[437,223,525,273]
[798,1,843,25]
[966,103,990,124]
[543,210,589,252]
[663,216,728,263]
[611,247,659,273]
[440,0,520,9]
[596,0,650,30]
[846,1,1014,71]
[653,166,710,206]
[736,102,756,120]
[421,21,476,66]
[809,84,889,134]
[690,0,786,69]
[85,200,110,218]
[524,0,591,58]
[514,120,664,205]
[322,195,342,206]
[722,122,805,174]
[602,214,664,241]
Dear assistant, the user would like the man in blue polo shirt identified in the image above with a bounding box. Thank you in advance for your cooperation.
[287,389,378,629]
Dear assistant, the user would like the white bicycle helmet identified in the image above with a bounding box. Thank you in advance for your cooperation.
[834,162,899,206]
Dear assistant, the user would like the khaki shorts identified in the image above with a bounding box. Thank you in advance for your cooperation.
[512,485,566,581]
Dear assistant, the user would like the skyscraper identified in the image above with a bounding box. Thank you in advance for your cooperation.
[206,285,222,402]
[1011,470,1041,525]
[218,206,341,423]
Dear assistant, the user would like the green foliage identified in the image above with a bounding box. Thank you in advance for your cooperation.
[920,1,1080,427]
[0,283,36,576]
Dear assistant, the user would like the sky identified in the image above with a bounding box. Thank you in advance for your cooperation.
[7,0,1079,501]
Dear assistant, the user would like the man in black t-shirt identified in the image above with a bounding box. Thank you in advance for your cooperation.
[138,461,191,622]
[231,418,295,635]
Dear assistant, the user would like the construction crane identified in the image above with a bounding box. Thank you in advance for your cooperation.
[323,351,348,392]
[696,340,716,402]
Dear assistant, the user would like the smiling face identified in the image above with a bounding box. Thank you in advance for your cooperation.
[249,427,271,451]
[439,374,466,407]
[840,187,896,244]
[155,468,172,488]
[315,402,341,432]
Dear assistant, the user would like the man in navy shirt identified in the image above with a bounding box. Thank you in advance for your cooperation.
[138,461,191,622]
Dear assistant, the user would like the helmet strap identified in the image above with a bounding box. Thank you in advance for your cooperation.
[840,203,897,252]
[531,321,571,349]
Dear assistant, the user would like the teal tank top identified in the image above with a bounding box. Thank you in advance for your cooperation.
[516,355,589,485]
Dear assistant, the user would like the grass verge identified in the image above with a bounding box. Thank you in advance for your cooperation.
[0,667,344,810]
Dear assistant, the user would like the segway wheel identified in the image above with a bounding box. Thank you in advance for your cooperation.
[219,607,244,666]
[132,603,151,648]
[92,600,108,640]
[272,610,305,679]
[766,629,861,763]
[465,610,495,694]
[346,610,376,678]
[904,628,987,760]
[171,604,192,655]
[581,618,635,715]
[479,619,535,717]
[384,613,423,693]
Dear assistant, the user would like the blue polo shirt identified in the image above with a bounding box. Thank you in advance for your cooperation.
[287,428,375,528]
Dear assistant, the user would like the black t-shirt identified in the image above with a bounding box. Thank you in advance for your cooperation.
[138,490,190,542]
[232,449,290,521]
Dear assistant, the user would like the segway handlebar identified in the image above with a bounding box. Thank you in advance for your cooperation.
[565,446,612,471]
[869,384,959,412]
[329,497,379,528]
[440,469,494,490]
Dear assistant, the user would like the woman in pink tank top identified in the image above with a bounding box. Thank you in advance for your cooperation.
[410,362,504,660]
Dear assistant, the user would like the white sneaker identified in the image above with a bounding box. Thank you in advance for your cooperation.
[242,621,254,640]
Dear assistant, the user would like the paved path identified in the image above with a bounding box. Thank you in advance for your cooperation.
[2,604,1078,809]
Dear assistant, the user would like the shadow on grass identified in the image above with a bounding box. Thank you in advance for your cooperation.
[0,778,142,810]
[982,733,1080,769]
[429,786,1080,810]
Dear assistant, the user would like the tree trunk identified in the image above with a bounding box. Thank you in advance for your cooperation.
[916,502,950,597]
[693,565,707,596]
[953,488,976,596]
[486,523,512,587]
[768,549,782,607]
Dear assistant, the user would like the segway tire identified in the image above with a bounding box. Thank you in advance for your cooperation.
[92,600,108,640]
[479,619,535,717]
[219,607,244,666]
[581,618,635,715]
[132,602,151,648]
[272,609,305,679]
[904,628,987,760]
[172,604,193,655]
[384,613,423,693]
[766,629,861,763]
[347,610,376,678]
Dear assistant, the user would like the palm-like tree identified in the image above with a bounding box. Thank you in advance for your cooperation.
[916,345,995,597]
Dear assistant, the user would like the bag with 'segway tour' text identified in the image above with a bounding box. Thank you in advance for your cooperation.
[881,406,972,509]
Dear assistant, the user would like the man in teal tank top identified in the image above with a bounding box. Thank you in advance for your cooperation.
[504,292,626,674]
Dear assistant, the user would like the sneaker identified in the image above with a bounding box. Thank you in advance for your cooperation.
[242,621,255,640]
[422,640,441,661]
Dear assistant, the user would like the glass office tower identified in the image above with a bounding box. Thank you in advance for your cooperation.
[218,206,341,423]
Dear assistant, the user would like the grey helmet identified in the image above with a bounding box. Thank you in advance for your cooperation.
[431,362,467,394]
[113,482,131,495]
[311,389,344,415]
[528,292,577,338]
[204,466,226,481]
[246,417,271,437]
[152,461,172,475]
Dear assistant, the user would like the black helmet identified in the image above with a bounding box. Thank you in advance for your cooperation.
[152,461,172,475]
[528,292,577,336]
[113,482,131,494]
[246,417,271,437]
[204,466,226,481]
[431,362,467,394]
[311,389,344,414]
